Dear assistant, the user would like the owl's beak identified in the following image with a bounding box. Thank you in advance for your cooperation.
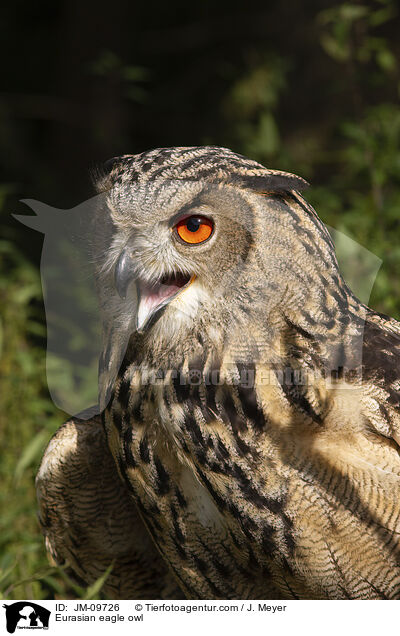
[114,248,194,331]
[114,248,136,300]
[136,273,194,331]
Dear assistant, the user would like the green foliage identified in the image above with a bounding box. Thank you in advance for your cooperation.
[0,235,109,599]
[309,103,400,317]
[224,56,289,160]
[318,1,397,70]
[0,237,61,599]
[88,49,150,103]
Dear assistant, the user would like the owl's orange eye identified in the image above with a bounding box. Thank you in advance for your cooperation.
[176,216,213,244]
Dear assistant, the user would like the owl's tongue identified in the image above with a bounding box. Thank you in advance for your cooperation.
[136,273,192,330]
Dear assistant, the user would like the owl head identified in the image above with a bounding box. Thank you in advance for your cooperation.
[92,146,349,399]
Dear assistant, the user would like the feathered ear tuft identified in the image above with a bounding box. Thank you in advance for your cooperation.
[237,171,309,193]
[92,156,133,193]
[91,158,118,193]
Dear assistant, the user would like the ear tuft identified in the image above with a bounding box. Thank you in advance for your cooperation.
[91,156,127,193]
[233,172,309,194]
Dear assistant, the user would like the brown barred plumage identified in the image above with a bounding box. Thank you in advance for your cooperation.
[36,412,181,599]
[37,147,400,599]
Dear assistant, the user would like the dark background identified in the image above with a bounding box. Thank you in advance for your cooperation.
[1,0,399,599]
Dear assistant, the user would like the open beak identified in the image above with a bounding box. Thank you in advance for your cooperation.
[114,248,195,331]
[136,273,194,330]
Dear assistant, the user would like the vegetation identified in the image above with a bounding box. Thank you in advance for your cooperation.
[0,0,399,599]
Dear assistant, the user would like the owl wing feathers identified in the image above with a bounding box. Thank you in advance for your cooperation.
[362,312,400,440]
[36,413,182,599]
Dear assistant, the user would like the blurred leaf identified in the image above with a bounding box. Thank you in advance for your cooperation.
[369,6,397,26]
[0,561,17,585]
[225,56,288,119]
[14,430,50,483]
[3,566,61,598]
[376,49,396,72]
[83,564,114,600]
[121,65,149,82]
[339,4,369,21]
[320,34,350,61]
[246,112,280,158]
[89,50,121,75]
